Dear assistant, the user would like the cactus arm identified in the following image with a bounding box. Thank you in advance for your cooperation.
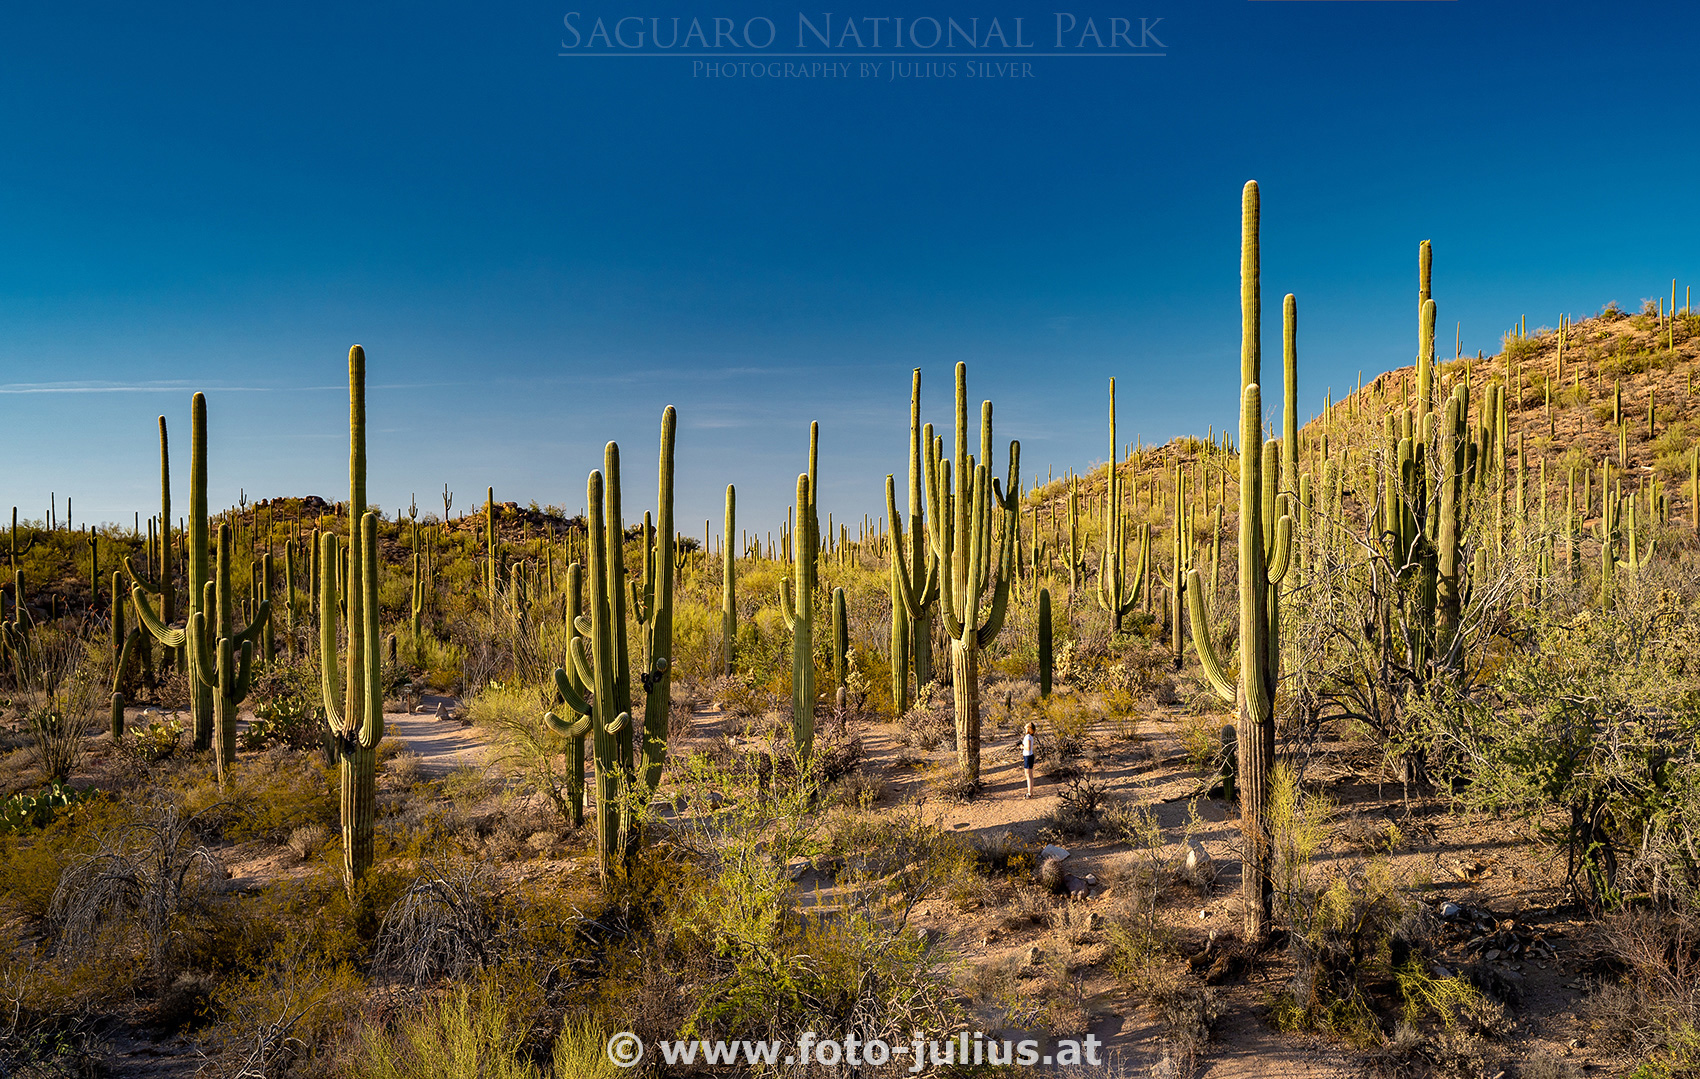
[190,611,216,689]
[360,513,383,749]
[574,614,592,637]
[570,635,594,689]
[976,483,1019,650]
[131,585,187,649]
[886,475,917,610]
[545,711,593,738]
[232,638,255,703]
[1266,515,1294,586]
[1187,568,1236,704]
[116,626,141,686]
[605,710,628,735]
[234,600,271,648]
[554,666,591,716]
[317,532,344,732]
[779,578,798,630]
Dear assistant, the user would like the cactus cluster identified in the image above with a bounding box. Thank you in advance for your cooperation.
[543,409,676,878]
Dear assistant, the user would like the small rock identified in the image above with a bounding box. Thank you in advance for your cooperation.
[1183,842,1216,883]
[1568,1038,1585,1050]
[1441,902,1462,919]
[1485,949,1502,961]
[1083,873,1098,885]
[1433,964,1453,979]
[1041,844,1070,862]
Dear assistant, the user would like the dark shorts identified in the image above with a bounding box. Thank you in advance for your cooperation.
[1023,754,1035,770]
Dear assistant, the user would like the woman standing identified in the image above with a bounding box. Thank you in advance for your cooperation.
[1021,722,1038,799]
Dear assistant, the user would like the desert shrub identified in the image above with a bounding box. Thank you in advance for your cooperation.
[1413,589,1700,912]
[11,623,103,784]
[1045,775,1107,837]
[45,800,225,981]
[652,762,961,1046]
[0,792,133,921]
[1265,764,1453,1048]
[0,946,115,1076]
[126,712,187,762]
[349,974,552,1079]
[197,936,365,1079]
[1579,908,1700,1072]
[176,750,338,845]
[371,861,503,985]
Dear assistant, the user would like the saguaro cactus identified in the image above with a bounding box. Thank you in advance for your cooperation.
[831,586,849,694]
[722,485,736,675]
[544,562,591,828]
[1038,586,1053,698]
[109,571,141,739]
[780,473,819,762]
[318,346,384,896]
[194,523,269,784]
[1186,180,1294,942]
[903,362,1018,783]
[133,395,214,752]
[1098,379,1149,632]
[485,487,499,606]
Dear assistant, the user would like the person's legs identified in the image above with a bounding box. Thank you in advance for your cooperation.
[1024,758,1034,797]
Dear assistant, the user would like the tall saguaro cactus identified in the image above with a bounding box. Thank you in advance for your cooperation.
[318,346,384,896]
[722,485,737,676]
[1098,378,1148,632]
[485,487,499,606]
[133,395,214,752]
[780,473,819,762]
[1186,180,1294,942]
[904,362,1018,783]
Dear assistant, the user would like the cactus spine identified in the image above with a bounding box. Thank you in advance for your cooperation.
[1187,180,1293,942]
[318,346,383,896]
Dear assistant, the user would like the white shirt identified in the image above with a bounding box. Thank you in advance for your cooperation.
[1022,733,1036,756]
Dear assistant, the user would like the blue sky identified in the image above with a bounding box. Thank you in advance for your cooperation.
[3,1,1697,537]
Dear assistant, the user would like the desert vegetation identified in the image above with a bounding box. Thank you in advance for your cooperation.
[5,180,1700,1077]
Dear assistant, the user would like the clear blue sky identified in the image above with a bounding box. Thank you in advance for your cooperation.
[3,1,1696,537]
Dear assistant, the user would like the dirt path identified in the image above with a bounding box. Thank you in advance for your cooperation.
[385,694,494,778]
